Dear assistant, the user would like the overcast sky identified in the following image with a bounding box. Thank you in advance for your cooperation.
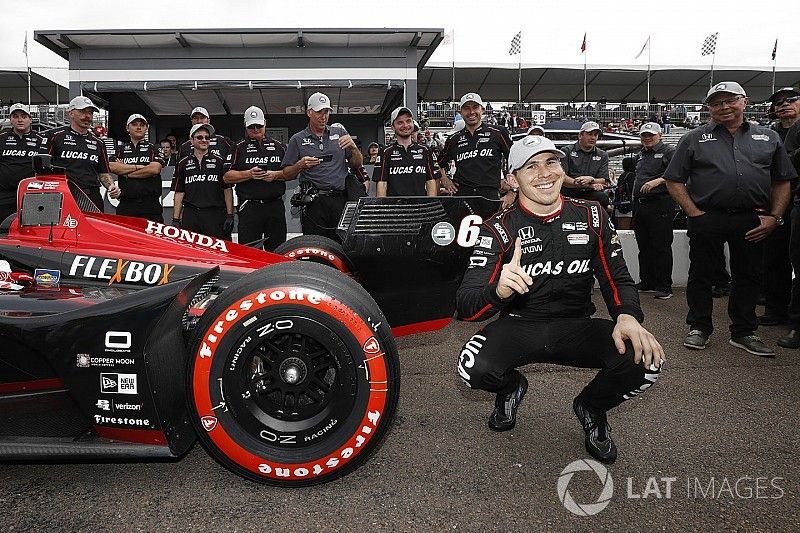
[2,0,799,88]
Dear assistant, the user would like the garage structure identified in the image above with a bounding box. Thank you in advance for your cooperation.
[33,28,443,146]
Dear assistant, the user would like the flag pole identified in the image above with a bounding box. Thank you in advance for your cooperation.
[647,36,651,105]
[771,38,777,95]
[518,40,522,103]
[583,52,588,105]
[24,32,31,107]
[451,29,456,102]
[710,50,716,88]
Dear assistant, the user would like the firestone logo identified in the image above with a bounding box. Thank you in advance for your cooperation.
[557,459,614,516]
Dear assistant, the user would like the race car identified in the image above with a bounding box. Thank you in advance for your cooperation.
[0,155,491,486]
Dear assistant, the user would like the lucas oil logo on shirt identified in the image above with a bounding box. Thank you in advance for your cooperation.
[68,255,174,286]
[521,259,591,277]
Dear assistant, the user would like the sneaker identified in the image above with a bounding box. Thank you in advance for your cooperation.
[635,282,655,293]
[729,335,775,358]
[712,285,730,298]
[573,397,617,464]
[488,375,528,432]
[684,329,710,349]
[653,290,673,300]
[777,330,800,349]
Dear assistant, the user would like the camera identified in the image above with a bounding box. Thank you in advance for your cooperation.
[290,182,317,207]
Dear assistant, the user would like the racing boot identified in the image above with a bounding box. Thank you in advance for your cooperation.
[488,374,528,432]
[573,396,617,464]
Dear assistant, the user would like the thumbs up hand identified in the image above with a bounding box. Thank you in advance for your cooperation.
[496,238,533,299]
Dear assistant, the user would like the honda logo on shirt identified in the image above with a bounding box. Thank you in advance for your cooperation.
[518,226,535,240]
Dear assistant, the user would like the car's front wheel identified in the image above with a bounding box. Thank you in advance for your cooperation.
[187,261,399,485]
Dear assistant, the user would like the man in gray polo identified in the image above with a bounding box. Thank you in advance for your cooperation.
[281,92,363,241]
[560,121,610,207]
[664,81,795,357]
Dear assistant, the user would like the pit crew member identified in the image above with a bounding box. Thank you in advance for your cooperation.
[172,124,233,239]
[0,103,47,220]
[224,106,287,251]
[45,96,120,210]
[373,106,437,197]
[109,114,165,222]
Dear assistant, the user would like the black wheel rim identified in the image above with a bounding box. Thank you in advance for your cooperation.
[221,315,359,448]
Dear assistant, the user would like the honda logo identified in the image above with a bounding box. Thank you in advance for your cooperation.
[518,226,535,240]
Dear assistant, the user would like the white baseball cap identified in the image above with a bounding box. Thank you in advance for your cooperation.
[190,123,215,138]
[190,106,210,118]
[126,113,148,125]
[527,124,545,135]
[639,122,662,135]
[579,121,602,133]
[8,103,30,116]
[459,92,484,109]
[705,81,746,103]
[244,106,265,127]
[68,96,98,112]
[390,106,413,124]
[308,92,333,112]
[508,135,565,172]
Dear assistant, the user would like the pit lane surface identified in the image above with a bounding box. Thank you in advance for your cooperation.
[3,289,799,531]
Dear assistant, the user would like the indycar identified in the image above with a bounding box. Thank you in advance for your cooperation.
[0,156,490,486]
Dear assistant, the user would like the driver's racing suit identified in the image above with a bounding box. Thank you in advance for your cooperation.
[456,196,661,414]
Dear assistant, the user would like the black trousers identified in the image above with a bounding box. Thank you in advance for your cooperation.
[788,205,800,329]
[457,317,661,414]
[633,196,675,292]
[686,211,764,337]
[761,207,792,318]
[455,185,500,220]
[116,196,163,223]
[238,197,286,252]
[301,193,347,243]
[181,205,228,240]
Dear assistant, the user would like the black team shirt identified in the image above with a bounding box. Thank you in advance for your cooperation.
[372,142,436,196]
[229,137,287,200]
[112,140,166,199]
[438,124,512,189]
[0,130,47,204]
[173,153,230,208]
[45,126,111,190]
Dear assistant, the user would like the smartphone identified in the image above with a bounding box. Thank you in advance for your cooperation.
[258,165,271,172]
[318,154,333,163]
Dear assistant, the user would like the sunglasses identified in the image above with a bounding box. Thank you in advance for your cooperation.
[247,124,264,130]
[193,135,211,141]
[773,95,800,107]
[707,95,745,109]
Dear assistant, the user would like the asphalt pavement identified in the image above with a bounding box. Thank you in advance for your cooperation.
[2,289,799,532]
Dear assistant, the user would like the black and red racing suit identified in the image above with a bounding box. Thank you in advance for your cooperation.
[455,196,660,414]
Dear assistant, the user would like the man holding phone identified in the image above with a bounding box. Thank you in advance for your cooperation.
[281,92,363,241]
[224,106,287,251]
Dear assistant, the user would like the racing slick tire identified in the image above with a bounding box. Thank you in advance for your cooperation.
[187,261,399,486]
[273,235,355,274]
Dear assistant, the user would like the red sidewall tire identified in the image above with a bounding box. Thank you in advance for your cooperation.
[188,262,398,486]
[273,235,355,274]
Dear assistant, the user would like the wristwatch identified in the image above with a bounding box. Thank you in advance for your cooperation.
[769,214,785,226]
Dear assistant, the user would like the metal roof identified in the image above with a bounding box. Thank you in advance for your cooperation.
[34,28,443,69]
